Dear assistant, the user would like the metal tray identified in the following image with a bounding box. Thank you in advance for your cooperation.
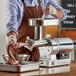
[0,62,39,72]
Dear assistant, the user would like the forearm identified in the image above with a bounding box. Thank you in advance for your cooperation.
[54,9,64,18]
[45,5,64,19]
[48,0,69,21]
[6,0,19,37]
[8,31,17,37]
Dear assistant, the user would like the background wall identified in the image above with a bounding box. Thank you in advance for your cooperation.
[0,0,7,62]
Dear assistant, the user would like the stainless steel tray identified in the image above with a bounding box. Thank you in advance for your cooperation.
[0,62,39,72]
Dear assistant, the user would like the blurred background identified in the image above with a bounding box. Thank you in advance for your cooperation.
[0,0,75,62]
[0,0,7,62]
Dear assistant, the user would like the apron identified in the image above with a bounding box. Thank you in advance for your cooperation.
[12,0,44,62]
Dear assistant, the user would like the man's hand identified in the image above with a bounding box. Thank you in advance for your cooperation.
[7,44,16,64]
[8,35,23,48]
[44,4,64,18]
[7,32,19,64]
[7,31,19,48]
[44,5,57,15]
[8,35,17,47]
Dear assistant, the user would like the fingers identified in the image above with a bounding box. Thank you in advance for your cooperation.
[7,45,16,62]
[8,35,17,44]
[7,35,25,65]
[8,35,21,48]
[8,35,28,48]
[6,45,22,65]
[5,58,16,65]
[5,58,20,65]
[13,43,21,48]
[44,5,54,15]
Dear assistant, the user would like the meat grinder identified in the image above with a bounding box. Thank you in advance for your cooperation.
[29,18,74,67]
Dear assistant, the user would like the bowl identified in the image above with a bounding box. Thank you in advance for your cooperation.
[3,54,30,62]
[14,54,30,61]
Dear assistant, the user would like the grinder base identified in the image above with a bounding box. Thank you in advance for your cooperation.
[40,59,71,67]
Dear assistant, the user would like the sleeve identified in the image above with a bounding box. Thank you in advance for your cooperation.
[48,0,70,21]
[6,0,19,36]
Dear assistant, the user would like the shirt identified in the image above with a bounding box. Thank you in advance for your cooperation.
[6,0,70,36]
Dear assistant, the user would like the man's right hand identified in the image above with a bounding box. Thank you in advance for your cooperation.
[8,35,17,46]
[8,31,17,48]
[7,32,17,64]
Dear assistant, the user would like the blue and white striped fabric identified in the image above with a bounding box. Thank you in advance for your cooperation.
[6,0,70,35]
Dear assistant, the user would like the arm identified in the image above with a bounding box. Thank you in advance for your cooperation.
[45,5,64,18]
[6,0,19,36]
[6,0,19,64]
[46,0,70,21]
[54,8,64,18]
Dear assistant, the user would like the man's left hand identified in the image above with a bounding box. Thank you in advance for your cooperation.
[44,5,56,15]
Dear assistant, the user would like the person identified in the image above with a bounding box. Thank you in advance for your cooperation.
[6,0,69,64]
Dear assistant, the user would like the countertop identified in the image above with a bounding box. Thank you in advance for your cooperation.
[0,61,76,76]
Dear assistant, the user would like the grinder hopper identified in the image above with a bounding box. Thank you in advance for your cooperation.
[29,18,59,40]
